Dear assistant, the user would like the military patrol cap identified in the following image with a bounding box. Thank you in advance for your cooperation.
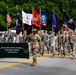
[32,29,37,32]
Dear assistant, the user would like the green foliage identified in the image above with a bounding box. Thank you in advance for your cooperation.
[0,0,76,31]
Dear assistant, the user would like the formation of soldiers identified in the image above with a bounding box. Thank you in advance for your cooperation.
[0,28,76,66]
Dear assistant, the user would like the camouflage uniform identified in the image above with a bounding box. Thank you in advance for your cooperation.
[60,33,66,58]
[22,30,28,43]
[5,29,14,43]
[49,33,52,52]
[41,30,50,56]
[51,32,56,58]
[72,33,76,59]
[57,33,61,54]
[68,32,73,54]
[30,29,41,66]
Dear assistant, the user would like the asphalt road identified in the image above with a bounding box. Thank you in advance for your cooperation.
[0,55,76,75]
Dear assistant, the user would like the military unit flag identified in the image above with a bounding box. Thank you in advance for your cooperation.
[22,10,32,25]
[32,9,41,28]
[40,10,47,29]
[62,11,75,30]
[40,10,47,26]
[5,6,76,32]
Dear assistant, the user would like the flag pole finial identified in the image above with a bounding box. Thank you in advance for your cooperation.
[63,9,65,12]
[52,10,54,12]
[16,5,18,9]
[6,6,8,9]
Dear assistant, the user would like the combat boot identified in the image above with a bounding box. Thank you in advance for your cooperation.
[61,54,64,58]
[31,60,37,66]
[30,53,33,56]
[61,54,66,58]
[63,55,66,58]
[39,53,42,57]
[48,49,50,54]
[56,51,60,55]
[67,53,71,56]
[72,55,75,60]
[58,51,61,55]
[51,54,55,58]
[41,51,44,56]
[70,49,72,52]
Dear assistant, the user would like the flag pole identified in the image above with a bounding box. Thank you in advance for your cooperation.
[22,23,24,34]
[7,23,8,30]
[52,10,54,32]
[32,8,34,31]
[32,24,33,31]
[22,10,24,34]
[39,9,41,30]
[6,6,8,31]
[6,5,12,31]
[52,9,57,36]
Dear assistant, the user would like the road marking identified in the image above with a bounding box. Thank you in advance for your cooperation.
[0,59,32,69]
[0,55,50,69]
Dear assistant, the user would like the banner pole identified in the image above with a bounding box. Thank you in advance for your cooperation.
[32,8,34,31]
[7,23,8,30]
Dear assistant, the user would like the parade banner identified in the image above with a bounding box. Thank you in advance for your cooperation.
[0,43,29,58]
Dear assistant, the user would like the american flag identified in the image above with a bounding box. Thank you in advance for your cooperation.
[7,10,12,27]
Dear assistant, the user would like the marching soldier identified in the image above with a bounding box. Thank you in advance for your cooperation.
[15,31,23,43]
[0,32,5,43]
[51,31,57,58]
[65,32,69,53]
[22,30,28,43]
[49,31,52,53]
[60,31,66,58]
[68,31,73,55]
[5,29,14,43]
[41,30,50,56]
[57,31,61,55]
[72,32,76,60]
[15,34,20,43]
[37,30,42,56]
[64,31,69,54]
[39,30,44,56]
[30,29,41,66]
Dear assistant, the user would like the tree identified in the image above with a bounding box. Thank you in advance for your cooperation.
[0,0,76,31]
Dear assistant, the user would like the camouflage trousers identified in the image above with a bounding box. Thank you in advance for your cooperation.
[31,43,39,61]
[41,42,50,53]
[61,43,66,55]
[72,43,76,56]
[68,43,73,54]
[51,45,56,54]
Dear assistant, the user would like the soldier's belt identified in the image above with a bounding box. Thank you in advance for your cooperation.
[30,42,41,44]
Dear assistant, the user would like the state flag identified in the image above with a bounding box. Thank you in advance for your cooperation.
[16,10,22,34]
